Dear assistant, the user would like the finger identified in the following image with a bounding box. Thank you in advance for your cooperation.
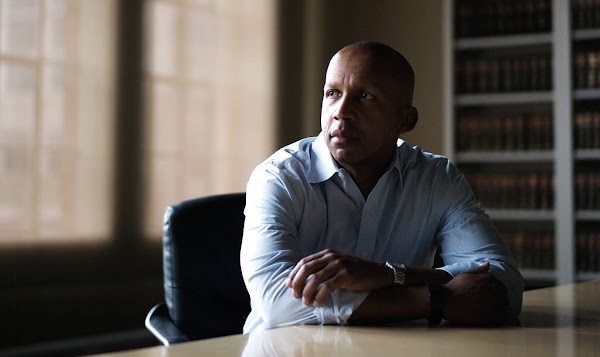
[312,277,338,307]
[286,249,331,287]
[291,257,332,298]
[290,250,340,296]
[301,263,338,305]
[286,255,315,288]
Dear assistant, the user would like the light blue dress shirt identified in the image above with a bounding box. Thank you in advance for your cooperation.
[240,133,524,333]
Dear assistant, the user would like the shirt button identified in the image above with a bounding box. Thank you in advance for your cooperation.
[360,250,367,257]
[338,172,345,179]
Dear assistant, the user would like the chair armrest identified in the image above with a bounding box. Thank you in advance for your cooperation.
[145,303,191,346]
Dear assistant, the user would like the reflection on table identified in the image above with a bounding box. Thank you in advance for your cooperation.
[100,280,600,357]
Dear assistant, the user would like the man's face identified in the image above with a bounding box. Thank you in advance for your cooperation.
[321,48,414,171]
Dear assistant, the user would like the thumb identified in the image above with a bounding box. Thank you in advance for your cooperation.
[469,261,490,274]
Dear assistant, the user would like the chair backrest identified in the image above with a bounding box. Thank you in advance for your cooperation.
[163,192,250,340]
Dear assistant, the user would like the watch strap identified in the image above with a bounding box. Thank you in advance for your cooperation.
[426,281,443,327]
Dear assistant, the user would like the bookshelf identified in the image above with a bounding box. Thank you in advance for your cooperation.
[447,0,600,287]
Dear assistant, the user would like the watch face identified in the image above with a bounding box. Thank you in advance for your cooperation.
[386,262,406,285]
[393,264,406,285]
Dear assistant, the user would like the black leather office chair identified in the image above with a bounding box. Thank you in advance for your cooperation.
[145,192,251,346]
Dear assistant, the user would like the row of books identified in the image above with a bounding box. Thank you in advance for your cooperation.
[455,0,552,38]
[575,171,600,210]
[573,0,600,29]
[574,111,600,148]
[574,51,600,89]
[467,171,599,210]
[502,231,554,269]
[576,230,600,272]
[503,230,600,271]
[467,173,554,210]
[457,114,553,152]
[456,55,552,94]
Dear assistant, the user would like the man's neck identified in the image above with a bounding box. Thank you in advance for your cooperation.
[341,161,390,200]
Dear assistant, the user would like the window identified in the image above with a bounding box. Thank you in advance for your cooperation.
[0,0,115,243]
[0,0,276,243]
[144,0,276,236]
[1,1,276,346]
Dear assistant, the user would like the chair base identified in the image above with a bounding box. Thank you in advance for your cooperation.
[145,303,191,346]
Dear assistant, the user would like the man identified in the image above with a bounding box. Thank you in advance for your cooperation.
[240,41,523,333]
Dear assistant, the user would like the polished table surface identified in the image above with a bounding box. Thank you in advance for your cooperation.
[99,280,600,356]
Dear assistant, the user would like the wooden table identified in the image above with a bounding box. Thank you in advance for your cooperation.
[99,280,600,356]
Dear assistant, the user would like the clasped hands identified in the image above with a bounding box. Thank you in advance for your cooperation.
[285,248,391,307]
[284,248,509,325]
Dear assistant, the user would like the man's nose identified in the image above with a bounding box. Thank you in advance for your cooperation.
[333,95,355,120]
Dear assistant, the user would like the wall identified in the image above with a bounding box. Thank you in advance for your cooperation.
[3,2,447,353]
[297,0,446,155]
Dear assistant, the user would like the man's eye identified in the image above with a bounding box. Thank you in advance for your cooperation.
[360,91,374,100]
[326,90,338,98]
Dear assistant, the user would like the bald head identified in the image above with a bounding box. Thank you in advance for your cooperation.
[335,41,415,104]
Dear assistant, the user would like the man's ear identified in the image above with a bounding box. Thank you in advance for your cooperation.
[399,106,418,134]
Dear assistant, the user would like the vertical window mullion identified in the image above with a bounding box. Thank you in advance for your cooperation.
[176,1,185,200]
[31,0,44,238]
[61,0,78,233]
[113,0,145,247]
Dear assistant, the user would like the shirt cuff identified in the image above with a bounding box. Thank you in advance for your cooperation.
[314,290,370,325]
[439,260,482,278]
[438,260,524,321]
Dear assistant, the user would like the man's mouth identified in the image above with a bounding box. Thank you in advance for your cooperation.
[330,129,358,144]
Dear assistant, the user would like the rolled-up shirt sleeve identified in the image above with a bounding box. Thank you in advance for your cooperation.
[240,161,368,333]
[435,161,524,321]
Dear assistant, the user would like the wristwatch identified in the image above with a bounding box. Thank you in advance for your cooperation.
[385,261,406,286]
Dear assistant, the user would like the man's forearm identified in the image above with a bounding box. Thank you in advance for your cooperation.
[347,285,430,325]
[284,249,508,326]
[349,263,511,326]
[347,266,449,325]
[403,266,453,286]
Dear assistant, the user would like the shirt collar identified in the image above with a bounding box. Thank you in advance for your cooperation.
[308,133,405,188]
[390,139,405,190]
[390,139,405,173]
[308,132,339,183]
